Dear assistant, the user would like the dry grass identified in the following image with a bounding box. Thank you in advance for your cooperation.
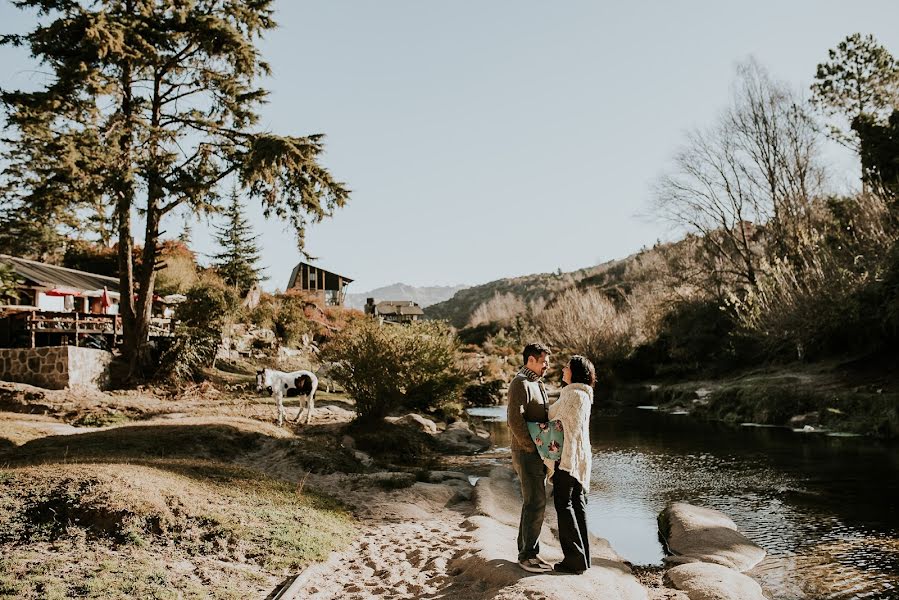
[0,462,354,599]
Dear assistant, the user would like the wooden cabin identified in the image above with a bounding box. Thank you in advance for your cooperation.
[363,299,425,324]
[0,254,175,348]
[286,262,353,306]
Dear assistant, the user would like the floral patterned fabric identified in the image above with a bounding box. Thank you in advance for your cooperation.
[527,419,564,461]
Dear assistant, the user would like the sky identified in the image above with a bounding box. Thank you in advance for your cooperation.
[2,1,899,294]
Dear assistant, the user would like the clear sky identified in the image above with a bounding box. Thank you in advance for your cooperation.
[3,1,899,293]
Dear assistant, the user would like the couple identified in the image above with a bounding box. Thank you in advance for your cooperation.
[507,342,595,575]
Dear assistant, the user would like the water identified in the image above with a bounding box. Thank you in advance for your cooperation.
[468,405,899,600]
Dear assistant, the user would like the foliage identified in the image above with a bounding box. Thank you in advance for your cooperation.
[154,241,200,296]
[463,380,505,407]
[1,0,350,377]
[467,292,527,328]
[811,33,899,149]
[0,262,22,302]
[156,279,239,382]
[854,110,899,199]
[272,294,312,348]
[655,60,825,290]
[730,194,899,358]
[321,319,466,422]
[211,189,266,294]
[534,287,635,364]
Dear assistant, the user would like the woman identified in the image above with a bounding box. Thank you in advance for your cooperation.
[548,355,596,574]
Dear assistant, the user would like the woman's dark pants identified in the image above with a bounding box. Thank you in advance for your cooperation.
[512,448,546,562]
[552,467,590,571]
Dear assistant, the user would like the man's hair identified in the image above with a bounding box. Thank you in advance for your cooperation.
[522,342,550,366]
[568,355,596,387]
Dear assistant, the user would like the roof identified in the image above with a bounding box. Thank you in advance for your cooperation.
[287,261,354,290]
[0,254,120,293]
[376,300,424,316]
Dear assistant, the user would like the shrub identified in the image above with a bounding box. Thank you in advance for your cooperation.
[321,319,466,422]
[156,279,239,382]
[463,380,504,407]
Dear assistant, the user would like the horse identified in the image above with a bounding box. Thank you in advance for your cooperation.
[256,368,318,426]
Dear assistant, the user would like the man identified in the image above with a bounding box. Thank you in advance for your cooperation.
[507,342,552,573]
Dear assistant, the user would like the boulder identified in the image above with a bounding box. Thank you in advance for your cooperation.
[437,420,492,453]
[659,503,766,572]
[384,413,439,434]
[663,562,765,600]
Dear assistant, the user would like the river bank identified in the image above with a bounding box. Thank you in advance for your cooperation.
[609,359,899,438]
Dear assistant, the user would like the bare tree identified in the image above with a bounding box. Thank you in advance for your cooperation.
[655,60,826,291]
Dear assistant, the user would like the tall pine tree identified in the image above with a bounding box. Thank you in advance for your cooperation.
[1,1,350,377]
[211,190,265,294]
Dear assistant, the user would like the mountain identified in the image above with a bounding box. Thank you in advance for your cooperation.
[344,283,469,310]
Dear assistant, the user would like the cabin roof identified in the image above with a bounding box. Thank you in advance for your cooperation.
[0,254,120,293]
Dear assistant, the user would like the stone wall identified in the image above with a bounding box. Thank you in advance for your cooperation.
[0,346,112,390]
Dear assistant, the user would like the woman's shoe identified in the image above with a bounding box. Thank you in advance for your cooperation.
[519,557,553,573]
[553,562,585,575]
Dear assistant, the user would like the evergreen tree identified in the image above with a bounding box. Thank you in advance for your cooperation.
[1,1,350,377]
[211,190,266,294]
[811,33,899,150]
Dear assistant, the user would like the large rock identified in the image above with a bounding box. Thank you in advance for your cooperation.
[437,420,492,453]
[385,413,439,434]
[663,563,765,600]
[659,503,766,572]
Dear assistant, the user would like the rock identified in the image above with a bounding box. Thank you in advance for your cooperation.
[663,562,765,600]
[426,470,469,483]
[789,412,820,428]
[659,503,766,572]
[437,421,492,454]
[385,413,438,434]
[341,435,356,450]
[353,450,373,467]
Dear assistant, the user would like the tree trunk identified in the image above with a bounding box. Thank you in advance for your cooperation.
[116,59,138,375]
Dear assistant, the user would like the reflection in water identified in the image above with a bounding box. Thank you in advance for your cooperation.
[469,405,899,600]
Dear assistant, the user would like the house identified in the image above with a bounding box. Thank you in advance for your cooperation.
[363,298,425,324]
[0,254,175,348]
[1,254,121,314]
[286,262,353,307]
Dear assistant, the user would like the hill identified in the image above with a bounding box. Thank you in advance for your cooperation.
[424,254,643,329]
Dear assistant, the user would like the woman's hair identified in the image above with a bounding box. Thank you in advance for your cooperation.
[568,355,596,387]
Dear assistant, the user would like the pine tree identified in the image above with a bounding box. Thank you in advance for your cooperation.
[2,1,350,377]
[211,190,266,294]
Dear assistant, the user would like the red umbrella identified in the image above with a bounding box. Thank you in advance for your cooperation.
[101,286,111,314]
[45,287,83,297]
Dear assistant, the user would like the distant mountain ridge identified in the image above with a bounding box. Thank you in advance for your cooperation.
[345,283,469,310]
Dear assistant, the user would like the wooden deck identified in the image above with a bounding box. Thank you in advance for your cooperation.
[0,310,175,348]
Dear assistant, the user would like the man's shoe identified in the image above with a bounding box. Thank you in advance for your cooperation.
[553,562,585,575]
[518,557,552,573]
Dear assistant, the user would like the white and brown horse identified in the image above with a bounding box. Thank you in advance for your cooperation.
[256,368,318,426]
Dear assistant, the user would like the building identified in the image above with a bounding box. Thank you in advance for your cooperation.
[0,254,175,348]
[364,299,425,324]
[286,262,353,306]
[1,254,121,314]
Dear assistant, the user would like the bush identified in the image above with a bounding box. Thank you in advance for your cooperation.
[321,319,466,422]
[463,380,504,407]
[156,280,239,382]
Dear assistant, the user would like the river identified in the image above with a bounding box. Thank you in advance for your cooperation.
[467,405,899,600]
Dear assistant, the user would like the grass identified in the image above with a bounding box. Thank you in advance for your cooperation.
[0,462,355,599]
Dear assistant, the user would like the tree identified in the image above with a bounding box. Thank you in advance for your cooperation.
[1,1,350,377]
[0,262,22,302]
[655,60,825,290]
[854,110,899,199]
[211,189,265,294]
[811,33,899,150]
